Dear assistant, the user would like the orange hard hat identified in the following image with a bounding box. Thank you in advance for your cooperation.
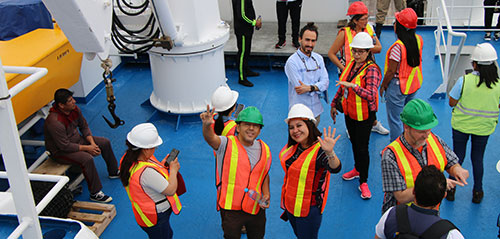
[347,1,368,16]
[395,8,418,29]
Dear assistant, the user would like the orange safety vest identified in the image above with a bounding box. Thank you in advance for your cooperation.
[279,142,331,217]
[383,133,447,189]
[211,114,237,136]
[124,156,182,227]
[339,60,377,121]
[217,135,272,215]
[342,25,375,64]
[213,119,237,188]
[384,34,423,95]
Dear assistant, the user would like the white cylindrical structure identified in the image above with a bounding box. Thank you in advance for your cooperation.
[148,0,229,114]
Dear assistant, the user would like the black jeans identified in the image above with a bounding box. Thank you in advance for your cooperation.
[484,0,500,32]
[345,111,376,184]
[276,0,302,42]
[220,209,266,239]
[235,32,253,81]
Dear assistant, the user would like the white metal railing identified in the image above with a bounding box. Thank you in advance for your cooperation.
[0,172,70,239]
[0,63,50,239]
[431,0,468,99]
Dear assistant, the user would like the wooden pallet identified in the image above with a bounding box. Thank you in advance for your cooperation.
[67,201,116,237]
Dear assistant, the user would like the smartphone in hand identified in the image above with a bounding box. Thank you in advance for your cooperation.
[164,148,180,166]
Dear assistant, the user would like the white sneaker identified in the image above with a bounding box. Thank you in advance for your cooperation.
[372,121,389,135]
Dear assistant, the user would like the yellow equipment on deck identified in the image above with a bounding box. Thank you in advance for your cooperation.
[0,24,83,124]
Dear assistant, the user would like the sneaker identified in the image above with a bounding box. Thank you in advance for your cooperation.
[238,79,254,87]
[109,170,120,179]
[472,190,484,204]
[359,183,372,199]
[445,187,455,201]
[495,32,500,41]
[342,168,359,181]
[484,32,492,41]
[275,40,286,49]
[292,40,300,49]
[246,70,260,77]
[372,121,389,135]
[90,191,112,203]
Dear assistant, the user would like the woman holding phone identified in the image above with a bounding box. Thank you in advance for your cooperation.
[119,123,181,239]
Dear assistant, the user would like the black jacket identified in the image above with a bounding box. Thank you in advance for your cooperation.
[232,0,256,35]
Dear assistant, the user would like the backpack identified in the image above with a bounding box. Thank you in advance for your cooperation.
[395,204,458,239]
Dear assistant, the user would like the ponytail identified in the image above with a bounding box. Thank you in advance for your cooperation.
[119,140,142,186]
[213,103,236,135]
[395,21,420,67]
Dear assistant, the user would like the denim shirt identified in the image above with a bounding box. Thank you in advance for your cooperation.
[285,49,330,117]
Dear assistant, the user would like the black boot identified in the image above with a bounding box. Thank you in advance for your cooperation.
[375,23,383,39]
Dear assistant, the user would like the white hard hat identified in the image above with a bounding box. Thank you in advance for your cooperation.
[127,123,163,149]
[285,103,316,124]
[471,43,498,65]
[350,32,374,49]
[211,86,239,112]
[496,159,500,174]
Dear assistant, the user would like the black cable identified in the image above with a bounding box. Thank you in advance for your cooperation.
[116,0,149,16]
[113,11,156,36]
[121,0,148,10]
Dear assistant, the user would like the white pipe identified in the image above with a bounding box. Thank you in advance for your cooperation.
[8,217,32,239]
[18,114,44,137]
[150,0,182,45]
[21,140,45,147]
[0,172,70,214]
[3,66,48,97]
[27,152,49,173]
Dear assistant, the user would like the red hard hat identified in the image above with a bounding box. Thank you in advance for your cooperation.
[347,1,368,16]
[395,8,418,29]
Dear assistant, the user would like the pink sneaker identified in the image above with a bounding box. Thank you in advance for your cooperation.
[359,183,372,199]
[342,168,359,180]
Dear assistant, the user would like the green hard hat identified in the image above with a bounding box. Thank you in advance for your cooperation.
[236,106,264,126]
[400,99,438,130]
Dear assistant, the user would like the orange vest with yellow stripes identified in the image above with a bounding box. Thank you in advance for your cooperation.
[384,133,447,189]
[125,156,182,227]
[279,142,331,217]
[217,135,272,215]
[384,34,423,95]
[212,119,237,186]
[339,60,377,121]
[342,25,375,64]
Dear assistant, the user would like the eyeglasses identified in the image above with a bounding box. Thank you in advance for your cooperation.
[300,56,319,72]
[351,49,369,55]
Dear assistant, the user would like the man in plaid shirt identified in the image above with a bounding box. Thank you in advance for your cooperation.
[381,99,469,213]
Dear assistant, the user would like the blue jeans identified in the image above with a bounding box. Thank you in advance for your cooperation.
[385,78,417,142]
[286,206,322,239]
[140,209,173,239]
[451,129,490,192]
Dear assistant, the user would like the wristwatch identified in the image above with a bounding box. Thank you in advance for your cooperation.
[310,85,315,92]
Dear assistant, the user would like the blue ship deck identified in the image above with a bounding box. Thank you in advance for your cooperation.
[13,27,500,238]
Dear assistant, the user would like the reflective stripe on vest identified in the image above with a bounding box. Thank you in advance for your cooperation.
[222,120,237,136]
[279,142,327,217]
[214,120,237,188]
[384,34,423,95]
[451,73,500,135]
[343,25,375,64]
[339,60,374,121]
[384,133,447,189]
[217,135,271,215]
[124,156,182,227]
